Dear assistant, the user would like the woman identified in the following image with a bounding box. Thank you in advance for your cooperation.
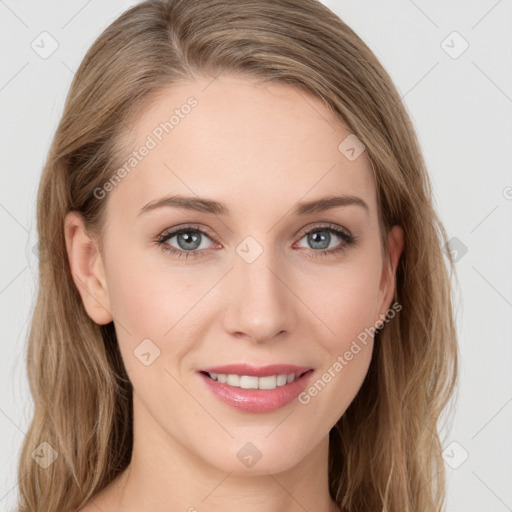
[16,0,458,511]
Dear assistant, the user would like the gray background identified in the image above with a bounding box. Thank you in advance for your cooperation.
[1,1,511,510]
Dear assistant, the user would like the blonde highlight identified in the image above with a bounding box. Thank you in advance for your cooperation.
[17,1,458,511]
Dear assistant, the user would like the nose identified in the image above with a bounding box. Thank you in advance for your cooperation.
[221,243,295,344]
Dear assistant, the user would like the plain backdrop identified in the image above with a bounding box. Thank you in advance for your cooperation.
[1,1,511,511]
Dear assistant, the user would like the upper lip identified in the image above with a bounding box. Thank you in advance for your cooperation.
[198,364,313,378]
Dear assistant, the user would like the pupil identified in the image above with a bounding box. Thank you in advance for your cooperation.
[178,231,200,250]
[309,230,329,250]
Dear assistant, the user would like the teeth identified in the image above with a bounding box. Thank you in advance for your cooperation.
[276,374,288,386]
[208,372,298,389]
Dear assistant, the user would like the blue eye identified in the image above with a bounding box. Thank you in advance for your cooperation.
[295,225,356,257]
[155,224,216,259]
[155,223,357,260]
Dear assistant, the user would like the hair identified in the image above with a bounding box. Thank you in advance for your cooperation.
[16,0,459,511]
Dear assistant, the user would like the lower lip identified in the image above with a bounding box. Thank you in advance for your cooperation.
[198,370,314,413]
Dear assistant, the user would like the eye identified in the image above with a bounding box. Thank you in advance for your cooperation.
[294,223,356,258]
[155,225,218,260]
[155,222,357,260]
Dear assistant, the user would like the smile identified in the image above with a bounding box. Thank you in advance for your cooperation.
[202,371,309,390]
[198,368,315,413]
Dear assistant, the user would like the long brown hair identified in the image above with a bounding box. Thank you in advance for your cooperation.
[16,1,458,510]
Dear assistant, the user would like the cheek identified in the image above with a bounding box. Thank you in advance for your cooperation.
[297,258,381,423]
[106,245,200,333]
[108,265,165,333]
[104,248,184,365]
[307,253,383,352]
[105,245,221,379]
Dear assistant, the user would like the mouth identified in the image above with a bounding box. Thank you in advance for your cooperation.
[197,366,315,413]
[199,368,313,390]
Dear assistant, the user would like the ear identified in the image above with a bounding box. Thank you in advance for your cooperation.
[64,211,113,325]
[376,225,404,326]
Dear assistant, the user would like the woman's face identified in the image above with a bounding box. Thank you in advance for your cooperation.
[68,74,402,477]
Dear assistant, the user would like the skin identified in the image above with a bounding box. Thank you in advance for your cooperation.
[66,74,403,512]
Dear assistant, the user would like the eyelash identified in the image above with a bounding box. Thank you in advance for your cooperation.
[154,223,357,260]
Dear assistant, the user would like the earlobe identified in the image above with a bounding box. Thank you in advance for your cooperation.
[64,211,113,325]
[377,225,404,324]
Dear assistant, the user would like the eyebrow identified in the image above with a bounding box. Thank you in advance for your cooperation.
[138,194,369,217]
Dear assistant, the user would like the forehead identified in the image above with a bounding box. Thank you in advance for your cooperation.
[109,75,377,220]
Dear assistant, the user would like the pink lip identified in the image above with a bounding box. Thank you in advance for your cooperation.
[197,365,315,413]
[197,363,312,377]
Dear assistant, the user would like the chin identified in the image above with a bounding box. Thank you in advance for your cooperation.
[197,438,304,476]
